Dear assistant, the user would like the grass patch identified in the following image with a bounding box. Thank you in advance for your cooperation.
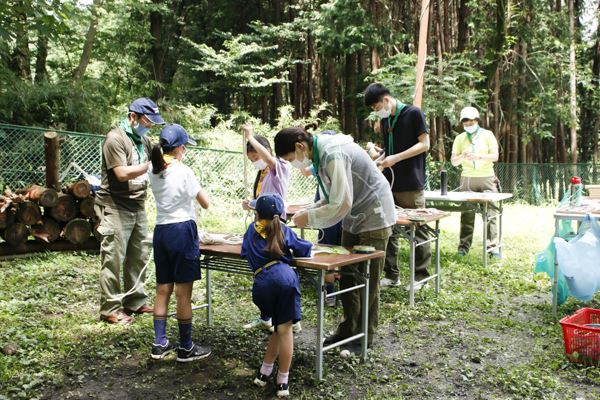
[1,204,599,399]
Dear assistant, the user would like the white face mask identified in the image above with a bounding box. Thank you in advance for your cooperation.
[464,123,479,134]
[376,105,391,119]
[291,154,312,170]
[253,159,267,170]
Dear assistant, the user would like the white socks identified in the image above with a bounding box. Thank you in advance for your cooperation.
[260,362,274,376]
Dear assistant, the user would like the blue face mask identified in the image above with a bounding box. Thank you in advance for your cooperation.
[133,122,150,137]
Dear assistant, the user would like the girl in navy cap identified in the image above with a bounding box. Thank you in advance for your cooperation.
[148,123,212,362]
[241,193,312,398]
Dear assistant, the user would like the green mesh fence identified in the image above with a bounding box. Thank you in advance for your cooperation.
[1,123,599,215]
[0,123,317,230]
[426,161,600,205]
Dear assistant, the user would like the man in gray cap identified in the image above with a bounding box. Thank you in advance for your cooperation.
[95,98,165,325]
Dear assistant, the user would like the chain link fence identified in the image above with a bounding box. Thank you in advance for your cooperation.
[2,123,599,223]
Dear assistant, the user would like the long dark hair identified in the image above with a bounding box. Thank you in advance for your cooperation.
[247,135,272,154]
[263,216,285,258]
[274,126,313,157]
[150,138,174,174]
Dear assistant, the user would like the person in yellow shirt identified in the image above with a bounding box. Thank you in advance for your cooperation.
[451,106,500,258]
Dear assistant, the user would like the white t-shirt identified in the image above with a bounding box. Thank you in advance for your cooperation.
[149,161,201,225]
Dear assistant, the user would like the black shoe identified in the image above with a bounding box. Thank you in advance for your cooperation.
[151,341,176,360]
[253,370,272,388]
[276,383,290,397]
[176,343,211,362]
[323,333,347,346]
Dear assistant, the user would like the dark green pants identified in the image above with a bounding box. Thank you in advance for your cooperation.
[384,191,431,281]
[335,226,392,345]
[458,176,499,252]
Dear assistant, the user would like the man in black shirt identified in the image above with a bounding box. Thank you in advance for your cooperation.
[364,83,431,289]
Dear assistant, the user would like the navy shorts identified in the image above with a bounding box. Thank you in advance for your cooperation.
[252,262,301,331]
[153,220,201,284]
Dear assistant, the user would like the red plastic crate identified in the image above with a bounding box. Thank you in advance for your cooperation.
[559,308,600,366]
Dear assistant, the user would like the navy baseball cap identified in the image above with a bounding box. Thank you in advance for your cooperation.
[256,194,285,221]
[129,98,165,125]
[159,124,197,150]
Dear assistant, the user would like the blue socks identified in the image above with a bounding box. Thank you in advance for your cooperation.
[153,315,168,346]
[178,318,193,350]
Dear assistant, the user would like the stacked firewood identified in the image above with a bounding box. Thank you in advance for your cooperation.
[0,180,99,255]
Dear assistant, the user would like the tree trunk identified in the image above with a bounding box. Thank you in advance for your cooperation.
[295,62,304,117]
[10,1,31,81]
[16,201,41,225]
[414,0,431,108]
[64,218,92,245]
[34,35,48,84]
[73,0,102,80]
[1,223,29,247]
[44,131,61,191]
[457,0,469,52]
[79,197,95,218]
[307,31,314,114]
[50,194,78,222]
[24,185,58,207]
[67,180,91,199]
[344,53,358,137]
[327,57,337,117]
[31,217,61,243]
[568,0,578,163]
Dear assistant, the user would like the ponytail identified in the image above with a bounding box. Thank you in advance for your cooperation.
[264,216,285,258]
[151,138,169,174]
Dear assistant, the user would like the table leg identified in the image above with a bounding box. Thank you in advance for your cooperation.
[206,261,213,327]
[482,202,488,268]
[301,228,305,240]
[435,220,441,294]
[361,260,370,362]
[409,225,416,307]
[552,217,560,317]
[316,269,325,381]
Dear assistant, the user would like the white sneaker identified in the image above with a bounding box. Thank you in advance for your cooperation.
[293,321,302,334]
[380,277,401,288]
[243,317,273,331]
[405,281,427,292]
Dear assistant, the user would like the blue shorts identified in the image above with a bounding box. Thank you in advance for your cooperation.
[252,262,301,331]
[153,220,201,284]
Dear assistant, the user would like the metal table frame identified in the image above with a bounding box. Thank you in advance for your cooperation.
[424,191,513,268]
[396,219,443,306]
[551,211,600,316]
[197,244,384,381]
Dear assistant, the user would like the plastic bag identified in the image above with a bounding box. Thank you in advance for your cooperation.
[554,214,600,301]
[535,236,571,305]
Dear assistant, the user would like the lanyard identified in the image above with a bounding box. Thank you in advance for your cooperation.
[466,126,480,168]
[312,136,330,202]
[386,101,405,155]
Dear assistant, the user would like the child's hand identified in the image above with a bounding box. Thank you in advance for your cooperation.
[242,199,252,211]
[241,123,254,140]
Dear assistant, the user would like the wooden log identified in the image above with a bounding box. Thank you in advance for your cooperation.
[23,185,59,207]
[0,238,100,258]
[16,201,42,225]
[1,222,30,247]
[31,217,61,243]
[79,197,95,218]
[64,218,92,244]
[50,194,77,222]
[44,131,61,191]
[67,180,91,199]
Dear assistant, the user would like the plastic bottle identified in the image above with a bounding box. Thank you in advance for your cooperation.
[570,176,582,206]
[440,170,448,195]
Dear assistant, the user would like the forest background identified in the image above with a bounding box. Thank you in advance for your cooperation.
[1,0,599,164]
